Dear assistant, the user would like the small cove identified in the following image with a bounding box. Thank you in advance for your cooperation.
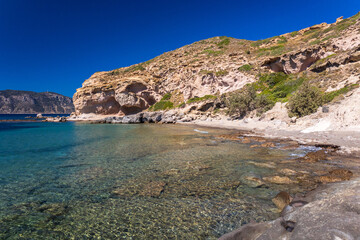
[0,122,353,239]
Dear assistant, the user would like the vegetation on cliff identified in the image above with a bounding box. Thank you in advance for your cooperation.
[74,12,360,119]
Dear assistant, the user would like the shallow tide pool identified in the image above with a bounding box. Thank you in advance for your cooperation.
[0,122,320,239]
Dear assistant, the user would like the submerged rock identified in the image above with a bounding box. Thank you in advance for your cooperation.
[241,174,265,188]
[272,191,292,210]
[263,176,297,184]
[316,169,353,183]
[302,150,327,162]
[278,168,297,176]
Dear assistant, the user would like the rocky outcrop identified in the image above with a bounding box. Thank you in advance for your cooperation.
[73,12,360,127]
[0,90,74,114]
[262,46,325,74]
[73,61,255,115]
[220,177,360,240]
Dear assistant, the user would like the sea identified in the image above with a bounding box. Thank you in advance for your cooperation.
[0,115,319,239]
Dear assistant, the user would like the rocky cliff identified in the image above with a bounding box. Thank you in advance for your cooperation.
[73,13,360,119]
[0,90,74,114]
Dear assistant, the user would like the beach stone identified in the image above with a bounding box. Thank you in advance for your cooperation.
[281,141,299,150]
[316,169,353,183]
[272,191,292,210]
[248,161,276,169]
[260,142,276,148]
[303,150,327,162]
[263,176,296,184]
[279,168,297,176]
[216,134,241,141]
[242,174,265,188]
[37,203,68,216]
[322,106,329,113]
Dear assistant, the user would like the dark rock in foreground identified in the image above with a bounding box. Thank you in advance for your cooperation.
[220,177,360,240]
[0,90,74,114]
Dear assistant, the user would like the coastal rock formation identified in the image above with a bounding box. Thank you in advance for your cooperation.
[0,90,74,114]
[220,177,360,240]
[73,12,360,125]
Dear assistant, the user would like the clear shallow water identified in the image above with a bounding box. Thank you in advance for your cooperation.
[0,122,317,239]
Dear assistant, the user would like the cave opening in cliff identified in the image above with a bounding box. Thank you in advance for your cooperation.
[120,106,144,115]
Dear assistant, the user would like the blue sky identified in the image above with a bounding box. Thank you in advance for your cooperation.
[0,0,359,97]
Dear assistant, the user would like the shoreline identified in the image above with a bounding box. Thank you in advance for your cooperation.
[3,113,360,238]
[184,119,360,156]
[66,112,360,156]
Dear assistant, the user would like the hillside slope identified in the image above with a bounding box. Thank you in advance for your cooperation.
[73,13,360,119]
[0,90,74,114]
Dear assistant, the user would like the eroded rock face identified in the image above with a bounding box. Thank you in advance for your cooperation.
[73,13,360,117]
[74,79,159,115]
[262,47,324,74]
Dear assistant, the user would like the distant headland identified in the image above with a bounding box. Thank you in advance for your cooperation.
[0,90,74,114]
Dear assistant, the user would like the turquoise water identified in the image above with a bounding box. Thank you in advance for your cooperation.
[0,122,317,239]
[0,114,70,121]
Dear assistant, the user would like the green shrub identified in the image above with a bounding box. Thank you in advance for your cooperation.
[217,37,230,47]
[259,72,288,88]
[176,102,186,108]
[124,64,145,73]
[254,94,275,115]
[287,83,324,117]
[187,95,217,104]
[270,77,305,100]
[226,85,256,117]
[215,70,228,77]
[150,101,174,111]
[238,64,253,71]
[200,70,214,75]
[277,36,287,44]
[310,39,321,45]
[107,70,120,76]
[161,93,172,101]
[323,84,359,103]
[270,45,286,56]
[290,31,299,37]
[257,44,286,56]
[202,49,224,56]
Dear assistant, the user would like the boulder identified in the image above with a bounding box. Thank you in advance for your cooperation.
[303,150,327,162]
[272,191,292,210]
[221,177,360,240]
[316,169,353,183]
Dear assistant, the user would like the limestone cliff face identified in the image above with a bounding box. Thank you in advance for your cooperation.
[74,12,360,116]
[0,90,74,114]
